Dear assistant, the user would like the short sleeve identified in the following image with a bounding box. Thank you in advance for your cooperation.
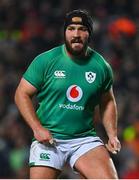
[23,55,45,90]
[101,63,113,92]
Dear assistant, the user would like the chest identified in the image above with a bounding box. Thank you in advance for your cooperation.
[42,59,104,101]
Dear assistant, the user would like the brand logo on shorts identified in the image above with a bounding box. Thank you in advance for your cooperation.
[66,85,83,102]
[54,70,66,78]
[85,72,96,83]
[40,153,50,161]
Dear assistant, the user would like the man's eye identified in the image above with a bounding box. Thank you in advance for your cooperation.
[80,27,88,31]
[67,27,74,31]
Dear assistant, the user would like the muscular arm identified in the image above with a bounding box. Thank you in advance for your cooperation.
[99,88,121,153]
[14,78,53,143]
[100,88,117,138]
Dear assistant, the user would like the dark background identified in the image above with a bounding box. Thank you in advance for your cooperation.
[0,0,139,178]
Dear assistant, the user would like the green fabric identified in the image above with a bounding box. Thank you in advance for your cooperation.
[23,44,113,139]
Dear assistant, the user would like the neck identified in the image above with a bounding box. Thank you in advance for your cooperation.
[65,47,88,59]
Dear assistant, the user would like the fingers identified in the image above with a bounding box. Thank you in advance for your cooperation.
[105,138,121,154]
[113,140,121,153]
[42,138,56,147]
[34,127,54,143]
[105,144,118,154]
[105,143,117,154]
[49,138,56,146]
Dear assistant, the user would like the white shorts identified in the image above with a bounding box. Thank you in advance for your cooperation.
[29,136,104,171]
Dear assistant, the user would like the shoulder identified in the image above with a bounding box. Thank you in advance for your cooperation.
[89,47,112,71]
[34,45,63,63]
[24,45,63,73]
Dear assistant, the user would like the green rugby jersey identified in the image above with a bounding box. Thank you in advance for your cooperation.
[23,44,113,139]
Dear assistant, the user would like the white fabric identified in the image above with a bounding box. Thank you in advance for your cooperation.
[29,136,104,171]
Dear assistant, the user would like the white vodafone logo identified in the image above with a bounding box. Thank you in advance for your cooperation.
[66,85,83,102]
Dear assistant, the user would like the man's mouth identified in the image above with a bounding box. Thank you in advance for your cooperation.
[71,39,83,44]
[72,42,82,45]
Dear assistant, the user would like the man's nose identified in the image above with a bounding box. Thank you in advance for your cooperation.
[73,29,80,37]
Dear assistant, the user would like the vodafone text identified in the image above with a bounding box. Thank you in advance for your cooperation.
[59,103,84,111]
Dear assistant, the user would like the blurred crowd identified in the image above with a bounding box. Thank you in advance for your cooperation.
[0,0,139,178]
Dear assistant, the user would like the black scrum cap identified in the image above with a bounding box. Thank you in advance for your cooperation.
[64,9,93,38]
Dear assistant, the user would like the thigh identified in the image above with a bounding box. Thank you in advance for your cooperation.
[30,166,61,179]
[74,145,118,179]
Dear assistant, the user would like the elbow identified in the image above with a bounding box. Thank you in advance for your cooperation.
[14,88,19,106]
[14,86,23,106]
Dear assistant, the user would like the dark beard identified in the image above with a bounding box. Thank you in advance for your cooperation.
[65,37,88,57]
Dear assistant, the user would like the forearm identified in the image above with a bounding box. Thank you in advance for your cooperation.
[100,89,121,153]
[101,99,118,138]
[15,78,53,143]
[15,90,42,132]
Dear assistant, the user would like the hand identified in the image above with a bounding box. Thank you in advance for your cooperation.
[105,136,121,154]
[33,126,53,144]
